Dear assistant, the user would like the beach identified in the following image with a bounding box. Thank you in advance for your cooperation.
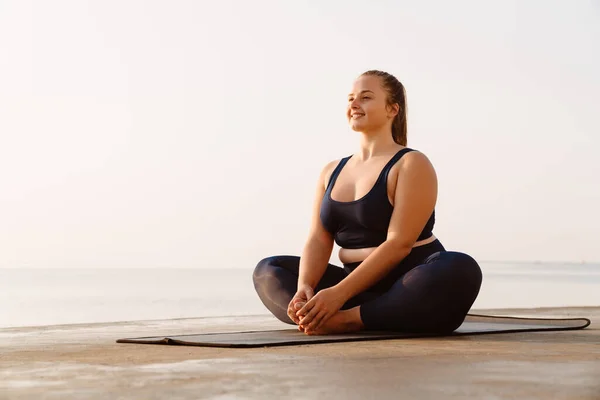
[2,0,599,398]
[1,306,598,399]
[2,265,599,398]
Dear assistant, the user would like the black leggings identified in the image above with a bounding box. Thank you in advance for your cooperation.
[252,240,483,333]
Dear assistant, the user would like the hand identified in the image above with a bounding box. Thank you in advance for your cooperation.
[287,284,314,327]
[296,287,347,332]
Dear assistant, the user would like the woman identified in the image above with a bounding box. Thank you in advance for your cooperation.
[253,70,483,336]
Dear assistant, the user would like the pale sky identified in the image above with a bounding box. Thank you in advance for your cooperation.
[0,0,599,268]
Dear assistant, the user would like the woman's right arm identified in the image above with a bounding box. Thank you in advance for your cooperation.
[297,160,338,290]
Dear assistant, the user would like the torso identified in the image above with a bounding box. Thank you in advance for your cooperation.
[337,234,438,264]
[322,147,437,264]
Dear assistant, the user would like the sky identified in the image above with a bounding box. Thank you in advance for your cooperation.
[0,0,599,268]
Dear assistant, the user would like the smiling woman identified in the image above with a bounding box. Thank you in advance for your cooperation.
[252,70,483,336]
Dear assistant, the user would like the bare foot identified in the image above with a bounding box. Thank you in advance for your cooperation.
[302,309,364,336]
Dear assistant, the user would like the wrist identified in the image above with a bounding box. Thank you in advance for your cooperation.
[332,283,351,302]
[297,281,314,291]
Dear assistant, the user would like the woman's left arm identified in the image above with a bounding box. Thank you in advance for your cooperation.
[334,150,438,301]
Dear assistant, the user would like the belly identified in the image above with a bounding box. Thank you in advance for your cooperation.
[338,235,438,264]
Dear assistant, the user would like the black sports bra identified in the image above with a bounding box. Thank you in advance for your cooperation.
[319,148,435,249]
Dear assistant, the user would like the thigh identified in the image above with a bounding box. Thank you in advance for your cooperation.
[401,250,482,292]
[364,240,447,294]
[359,250,482,332]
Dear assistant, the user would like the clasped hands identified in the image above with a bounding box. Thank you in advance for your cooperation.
[287,284,348,334]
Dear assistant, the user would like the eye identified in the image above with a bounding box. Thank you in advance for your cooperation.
[362,96,371,100]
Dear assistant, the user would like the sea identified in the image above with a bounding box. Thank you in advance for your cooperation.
[1,262,599,329]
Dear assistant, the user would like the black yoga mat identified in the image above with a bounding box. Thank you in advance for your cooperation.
[116,314,591,348]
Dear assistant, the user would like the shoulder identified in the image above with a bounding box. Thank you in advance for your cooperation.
[398,149,435,172]
[391,149,437,186]
[320,157,345,189]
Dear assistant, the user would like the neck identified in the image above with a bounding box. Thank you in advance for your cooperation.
[357,128,400,161]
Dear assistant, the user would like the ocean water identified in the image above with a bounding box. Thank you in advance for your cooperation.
[1,262,599,328]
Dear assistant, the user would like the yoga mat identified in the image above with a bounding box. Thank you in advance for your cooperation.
[116,314,591,348]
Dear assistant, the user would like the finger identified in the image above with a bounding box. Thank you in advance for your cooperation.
[299,304,318,325]
[307,310,327,331]
[287,304,301,324]
[288,311,299,324]
[291,302,301,314]
[300,305,321,326]
[293,296,306,306]
[291,295,307,314]
[296,302,308,317]
[306,320,322,334]
[291,313,300,324]
[297,297,316,317]
[313,307,335,330]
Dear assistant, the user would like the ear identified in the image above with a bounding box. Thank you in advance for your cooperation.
[387,103,400,119]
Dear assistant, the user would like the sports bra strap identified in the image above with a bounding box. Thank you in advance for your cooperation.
[326,156,351,191]
[382,148,414,184]
[326,148,414,191]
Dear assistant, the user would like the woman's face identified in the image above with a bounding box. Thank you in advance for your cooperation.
[346,75,395,132]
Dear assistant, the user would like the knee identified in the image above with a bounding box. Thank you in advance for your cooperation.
[425,251,483,321]
[252,256,278,296]
[436,251,483,288]
[252,255,278,281]
[457,252,482,290]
